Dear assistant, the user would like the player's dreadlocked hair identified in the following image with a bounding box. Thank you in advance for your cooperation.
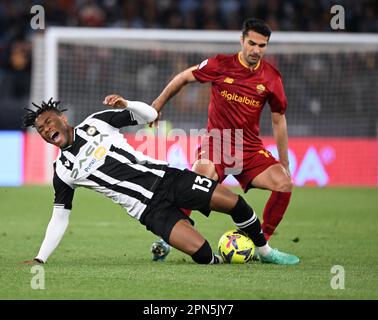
[22,98,67,128]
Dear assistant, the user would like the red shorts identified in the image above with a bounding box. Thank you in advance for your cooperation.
[196,138,279,192]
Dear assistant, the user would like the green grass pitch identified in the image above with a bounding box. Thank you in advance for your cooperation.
[0,186,377,300]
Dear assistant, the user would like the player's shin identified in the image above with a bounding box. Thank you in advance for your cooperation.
[262,191,291,240]
[230,196,271,255]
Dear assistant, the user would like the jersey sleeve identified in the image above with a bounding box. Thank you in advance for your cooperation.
[53,170,75,210]
[192,56,220,83]
[92,109,138,128]
[268,75,288,114]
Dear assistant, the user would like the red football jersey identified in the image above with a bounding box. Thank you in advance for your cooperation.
[192,52,287,153]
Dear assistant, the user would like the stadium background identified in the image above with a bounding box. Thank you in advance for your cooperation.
[0,0,377,188]
[0,0,378,302]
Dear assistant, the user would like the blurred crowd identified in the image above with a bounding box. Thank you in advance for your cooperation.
[0,0,377,130]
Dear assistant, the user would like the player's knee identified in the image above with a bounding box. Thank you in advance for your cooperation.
[193,160,218,180]
[275,177,293,192]
[191,240,213,264]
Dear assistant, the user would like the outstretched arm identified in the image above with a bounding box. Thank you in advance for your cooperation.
[152,65,198,113]
[23,171,74,264]
[103,94,158,124]
[104,66,197,127]
[23,208,71,264]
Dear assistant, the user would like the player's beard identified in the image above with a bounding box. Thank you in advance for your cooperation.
[248,54,260,67]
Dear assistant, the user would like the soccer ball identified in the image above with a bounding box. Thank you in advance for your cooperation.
[218,229,255,263]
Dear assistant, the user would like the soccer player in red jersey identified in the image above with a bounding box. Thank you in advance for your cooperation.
[152,18,293,244]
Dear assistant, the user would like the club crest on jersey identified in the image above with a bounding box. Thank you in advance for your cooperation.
[86,126,98,136]
[256,84,266,94]
[224,77,234,84]
[94,146,106,160]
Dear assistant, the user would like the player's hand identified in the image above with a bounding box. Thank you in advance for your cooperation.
[103,94,128,109]
[22,258,44,265]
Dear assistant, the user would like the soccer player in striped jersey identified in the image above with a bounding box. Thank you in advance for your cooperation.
[22,95,299,265]
[152,18,293,246]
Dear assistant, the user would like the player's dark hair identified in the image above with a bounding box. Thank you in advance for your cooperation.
[242,18,271,40]
[22,98,67,128]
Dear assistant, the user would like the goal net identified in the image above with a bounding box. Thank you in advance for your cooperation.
[30,28,378,186]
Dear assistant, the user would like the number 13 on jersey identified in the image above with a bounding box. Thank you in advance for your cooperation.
[192,176,213,192]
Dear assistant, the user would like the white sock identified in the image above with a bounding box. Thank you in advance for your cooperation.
[256,244,272,257]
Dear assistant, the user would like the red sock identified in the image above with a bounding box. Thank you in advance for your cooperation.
[262,191,291,240]
[180,208,192,216]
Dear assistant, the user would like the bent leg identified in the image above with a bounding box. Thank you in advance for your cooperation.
[209,183,239,213]
[168,219,206,255]
[168,219,220,264]
[169,178,299,265]
[210,190,300,265]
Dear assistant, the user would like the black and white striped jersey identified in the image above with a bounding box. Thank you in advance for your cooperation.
[53,108,168,220]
